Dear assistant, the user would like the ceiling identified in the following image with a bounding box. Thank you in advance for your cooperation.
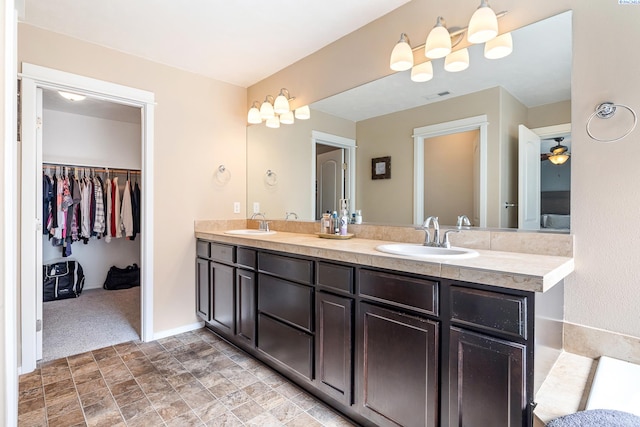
[42,88,141,123]
[21,0,410,88]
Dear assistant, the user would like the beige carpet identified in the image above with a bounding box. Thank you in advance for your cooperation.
[42,287,140,362]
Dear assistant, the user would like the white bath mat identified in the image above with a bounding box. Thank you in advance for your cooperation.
[586,356,640,417]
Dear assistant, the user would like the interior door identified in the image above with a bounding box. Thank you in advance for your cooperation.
[518,125,541,230]
[316,148,344,218]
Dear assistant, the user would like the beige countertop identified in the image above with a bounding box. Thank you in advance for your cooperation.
[195,230,574,293]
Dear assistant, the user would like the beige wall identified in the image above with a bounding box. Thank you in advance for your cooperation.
[356,87,503,226]
[424,131,477,226]
[18,24,248,335]
[247,109,355,220]
[251,0,640,338]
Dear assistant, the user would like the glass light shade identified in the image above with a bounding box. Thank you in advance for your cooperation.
[548,153,569,165]
[247,106,262,124]
[58,91,86,101]
[425,24,451,59]
[467,3,498,44]
[444,48,469,72]
[260,100,275,120]
[411,62,434,83]
[390,34,413,71]
[484,32,513,59]
[265,116,280,128]
[279,111,295,124]
[273,93,290,114]
[295,105,311,120]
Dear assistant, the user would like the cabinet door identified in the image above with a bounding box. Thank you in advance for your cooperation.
[195,258,210,321]
[209,261,235,335]
[316,292,353,406]
[359,303,439,427]
[448,327,526,427]
[235,268,256,347]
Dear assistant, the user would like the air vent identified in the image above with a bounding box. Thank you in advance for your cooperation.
[423,91,452,100]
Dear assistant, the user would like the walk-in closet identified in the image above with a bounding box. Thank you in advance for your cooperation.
[39,88,142,361]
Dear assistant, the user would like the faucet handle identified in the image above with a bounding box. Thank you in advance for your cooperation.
[442,229,460,248]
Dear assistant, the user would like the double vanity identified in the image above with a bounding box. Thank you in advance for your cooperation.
[194,223,573,427]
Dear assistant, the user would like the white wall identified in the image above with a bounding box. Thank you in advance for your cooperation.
[41,108,141,289]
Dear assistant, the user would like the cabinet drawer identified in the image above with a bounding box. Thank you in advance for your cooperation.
[259,274,313,331]
[196,240,210,259]
[317,262,354,294]
[450,286,527,339]
[258,314,313,380]
[359,269,438,316]
[258,252,313,284]
[210,242,235,264]
[237,247,256,269]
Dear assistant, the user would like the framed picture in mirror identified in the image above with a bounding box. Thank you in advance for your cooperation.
[372,156,391,180]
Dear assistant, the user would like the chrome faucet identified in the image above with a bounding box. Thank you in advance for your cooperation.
[250,212,269,231]
[285,212,298,221]
[457,215,471,229]
[422,216,440,246]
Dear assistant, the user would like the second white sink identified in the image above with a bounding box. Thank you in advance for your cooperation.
[225,229,276,236]
[375,243,479,260]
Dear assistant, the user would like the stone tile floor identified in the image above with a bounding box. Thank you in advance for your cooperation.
[18,328,357,426]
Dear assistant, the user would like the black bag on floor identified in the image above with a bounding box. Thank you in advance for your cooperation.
[103,264,140,290]
[43,260,85,301]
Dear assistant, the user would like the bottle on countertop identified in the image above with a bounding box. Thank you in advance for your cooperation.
[321,213,331,234]
[340,210,349,236]
[332,211,339,234]
[355,209,362,224]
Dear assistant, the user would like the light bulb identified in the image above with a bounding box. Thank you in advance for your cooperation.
[390,33,414,71]
[411,62,434,83]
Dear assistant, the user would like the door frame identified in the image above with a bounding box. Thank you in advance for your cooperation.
[311,131,356,217]
[413,115,488,227]
[19,63,155,373]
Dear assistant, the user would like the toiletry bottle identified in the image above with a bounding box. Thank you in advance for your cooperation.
[355,209,362,224]
[340,210,349,235]
[332,211,339,234]
[321,213,331,234]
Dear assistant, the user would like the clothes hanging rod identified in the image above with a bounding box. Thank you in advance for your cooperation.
[42,162,141,173]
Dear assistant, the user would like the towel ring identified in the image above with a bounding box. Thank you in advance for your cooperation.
[586,102,638,143]
[214,164,231,185]
[265,169,278,186]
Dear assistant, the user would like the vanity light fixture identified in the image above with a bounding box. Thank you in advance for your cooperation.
[467,0,499,44]
[58,91,86,102]
[390,33,414,71]
[484,32,513,59]
[294,105,311,120]
[424,17,451,59]
[444,48,470,72]
[248,88,310,127]
[389,5,510,83]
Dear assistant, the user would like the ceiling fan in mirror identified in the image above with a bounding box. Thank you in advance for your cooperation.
[541,137,570,165]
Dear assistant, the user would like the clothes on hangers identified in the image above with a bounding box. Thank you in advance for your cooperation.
[42,165,142,256]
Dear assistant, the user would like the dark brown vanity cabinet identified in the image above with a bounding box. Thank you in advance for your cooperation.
[196,239,556,427]
[444,283,531,427]
[257,252,315,380]
[315,262,355,406]
[357,269,440,427]
[196,241,257,348]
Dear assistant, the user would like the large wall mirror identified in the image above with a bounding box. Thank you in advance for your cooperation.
[247,11,572,230]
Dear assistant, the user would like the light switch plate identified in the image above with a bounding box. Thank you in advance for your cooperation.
[253,202,260,213]
[233,202,240,213]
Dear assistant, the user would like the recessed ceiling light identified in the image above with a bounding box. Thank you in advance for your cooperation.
[58,91,86,102]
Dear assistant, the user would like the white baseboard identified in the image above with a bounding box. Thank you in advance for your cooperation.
[152,321,204,341]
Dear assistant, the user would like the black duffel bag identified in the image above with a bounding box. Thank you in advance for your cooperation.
[104,264,140,290]
[43,260,85,301]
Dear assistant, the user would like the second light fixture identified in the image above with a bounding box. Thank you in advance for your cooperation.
[389,0,513,83]
[248,88,311,128]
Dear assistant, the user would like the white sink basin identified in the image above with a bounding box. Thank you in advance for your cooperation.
[375,243,479,260]
[225,229,277,236]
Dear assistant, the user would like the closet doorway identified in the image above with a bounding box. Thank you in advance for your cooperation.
[20,64,155,373]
